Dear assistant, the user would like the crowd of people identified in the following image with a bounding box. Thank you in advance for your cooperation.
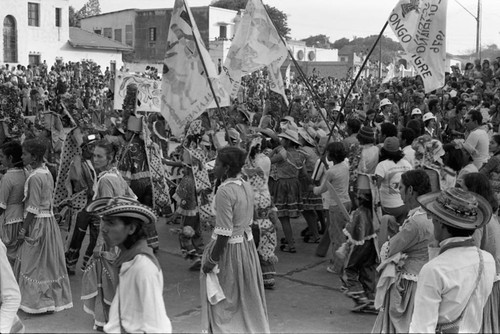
[1,54,500,333]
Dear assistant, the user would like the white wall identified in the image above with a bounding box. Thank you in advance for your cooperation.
[0,0,69,65]
[80,10,136,46]
[208,7,237,41]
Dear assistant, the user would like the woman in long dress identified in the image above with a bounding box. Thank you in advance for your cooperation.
[81,140,136,331]
[14,138,73,313]
[372,170,434,333]
[201,146,270,333]
[0,141,27,265]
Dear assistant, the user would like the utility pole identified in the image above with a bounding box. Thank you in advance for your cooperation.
[476,0,482,60]
[379,35,382,79]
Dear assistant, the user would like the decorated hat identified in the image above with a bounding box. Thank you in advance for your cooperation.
[357,126,375,144]
[411,108,422,116]
[87,197,157,226]
[417,188,492,230]
[278,129,301,145]
[423,112,436,123]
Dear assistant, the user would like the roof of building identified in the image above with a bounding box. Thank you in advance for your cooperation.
[68,27,133,52]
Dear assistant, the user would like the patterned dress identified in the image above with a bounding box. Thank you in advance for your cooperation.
[245,153,278,288]
[14,165,73,313]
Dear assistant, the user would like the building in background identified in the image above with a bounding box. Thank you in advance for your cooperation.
[0,0,131,68]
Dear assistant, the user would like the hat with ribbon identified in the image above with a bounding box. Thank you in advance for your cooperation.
[87,197,157,226]
[278,129,301,145]
[417,187,492,230]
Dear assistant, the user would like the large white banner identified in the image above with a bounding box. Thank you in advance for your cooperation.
[388,0,448,93]
[161,0,228,137]
[114,72,161,112]
[220,0,288,103]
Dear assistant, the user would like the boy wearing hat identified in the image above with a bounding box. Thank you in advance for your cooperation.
[409,188,496,333]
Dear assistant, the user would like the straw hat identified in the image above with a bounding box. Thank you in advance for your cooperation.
[278,129,301,145]
[417,188,492,230]
[298,127,316,147]
[87,197,157,226]
[256,128,279,142]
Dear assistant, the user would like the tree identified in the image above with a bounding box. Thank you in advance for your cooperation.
[301,34,333,49]
[78,0,101,19]
[332,37,350,51]
[69,6,79,27]
[211,0,290,39]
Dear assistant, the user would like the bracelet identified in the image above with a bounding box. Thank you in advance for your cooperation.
[208,254,218,265]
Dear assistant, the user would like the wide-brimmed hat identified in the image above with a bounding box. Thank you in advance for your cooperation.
[417,188,492,230]
[87,197,157,226]
[238,106,255,124]
[278,129,301,145]
[298,127,316,147]
[256,127,279,142]
[383,137,400,153]
[357,126,375,143]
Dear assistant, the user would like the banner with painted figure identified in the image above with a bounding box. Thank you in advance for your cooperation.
[388,0,448,93]
[114,72,162,112]
[161,0,228,137]
[220,0,289,104]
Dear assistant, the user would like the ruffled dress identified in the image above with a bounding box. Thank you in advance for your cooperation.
[14,165,73,313]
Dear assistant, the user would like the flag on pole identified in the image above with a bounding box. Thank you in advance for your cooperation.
[220,0,289,104]
[388,0,448,93]
[161,0,228,137]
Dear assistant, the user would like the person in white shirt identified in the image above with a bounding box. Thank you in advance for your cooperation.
[465,110,490,169]
[0,239,23,333]
[410,188,496,333]
[86,197,172,334]
[400,127,416,168]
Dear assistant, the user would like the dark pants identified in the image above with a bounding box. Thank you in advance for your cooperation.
[130,178,159,250]
[343,239,378,300]
[65,209,99,271]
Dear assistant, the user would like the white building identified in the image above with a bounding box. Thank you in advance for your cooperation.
[0,0,132,68]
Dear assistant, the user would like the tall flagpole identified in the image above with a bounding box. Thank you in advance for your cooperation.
[182,0,232,145]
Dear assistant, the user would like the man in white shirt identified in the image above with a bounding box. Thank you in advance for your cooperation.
[410,188,495,333]
[464,110,490,169]
[400,127,416,168]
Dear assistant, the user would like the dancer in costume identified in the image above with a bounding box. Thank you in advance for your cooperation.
[15,138,73,314]
[244,135,278,289]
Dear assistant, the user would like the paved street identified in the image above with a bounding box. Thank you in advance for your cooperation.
[18,217,377,333]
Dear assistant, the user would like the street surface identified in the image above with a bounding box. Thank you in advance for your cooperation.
[18,217,377,333]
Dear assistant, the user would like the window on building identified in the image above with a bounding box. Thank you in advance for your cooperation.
[29,54,41,65]
[125,25,133,46]
[149,27,157,42]
[114,29,122,42]
[3,15,17,63]
[103,28,112,39]
[28,2,40,27]
[94,29,101,35]
[55,8,61,27]
[219,25,227,40]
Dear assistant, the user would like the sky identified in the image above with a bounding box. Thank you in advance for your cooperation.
[69,0,500,55]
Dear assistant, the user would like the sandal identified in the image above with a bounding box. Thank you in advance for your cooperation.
[280,244,297,253]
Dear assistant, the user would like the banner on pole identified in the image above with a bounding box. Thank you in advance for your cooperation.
[161,0,228,137]
[388,0,448,93]
[220,0,288,104]
[114,72,162,112]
